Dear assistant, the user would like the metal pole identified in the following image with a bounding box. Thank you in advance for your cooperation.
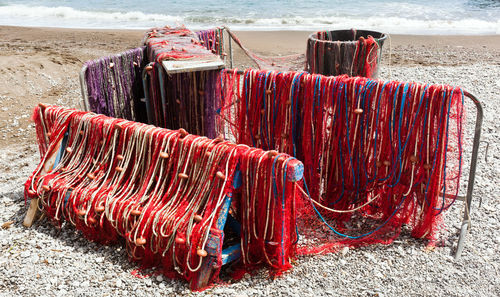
[228,29,233,69]
[455,91,483,259]
[141,63,155,124]
[79,64,89,111]
[156,63,169,125]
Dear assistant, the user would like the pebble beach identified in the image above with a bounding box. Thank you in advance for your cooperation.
[0,26,499,296]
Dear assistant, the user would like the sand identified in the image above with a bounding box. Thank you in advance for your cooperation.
[0,25,499,296]
[0,26,498,148]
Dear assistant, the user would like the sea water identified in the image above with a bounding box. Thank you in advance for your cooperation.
[0,0,499,34]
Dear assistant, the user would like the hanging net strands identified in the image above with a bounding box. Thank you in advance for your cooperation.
[218,69,465,252]
[141,26,224,138]
[196,27,226,58]
[81,47,147,121]
[25,104,303,290]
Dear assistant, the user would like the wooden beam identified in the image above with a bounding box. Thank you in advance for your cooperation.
[22,198,39,227]
[23,128,66,227]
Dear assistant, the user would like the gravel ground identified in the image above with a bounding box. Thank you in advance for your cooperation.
[0,31,499,296]
[0,63,498,297]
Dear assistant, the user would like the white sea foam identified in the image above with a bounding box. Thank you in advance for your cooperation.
[0,4,498,35]
[0,5,183,28]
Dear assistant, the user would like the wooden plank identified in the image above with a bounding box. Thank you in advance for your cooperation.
[221,243,241,265]
[24,131,67,227]
[22,198,39,227]
[161,59,224,74]
[192,170,242,289]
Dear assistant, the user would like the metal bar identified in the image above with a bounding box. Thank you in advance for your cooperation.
[439,192,466,201]
[455,91,483,259]
[141,63,154,124]
[156,63,169,126]
[227,28,233,69]
[79,64,90,111]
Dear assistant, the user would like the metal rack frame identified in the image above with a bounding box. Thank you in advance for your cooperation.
[78,28,483,260]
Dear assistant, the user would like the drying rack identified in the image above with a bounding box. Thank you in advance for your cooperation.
[77,27,483,260]
[22,104,304,289]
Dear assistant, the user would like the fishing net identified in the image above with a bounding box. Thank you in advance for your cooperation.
[26,105,302,289]
[217,69,465,253]
[82,47,147,121]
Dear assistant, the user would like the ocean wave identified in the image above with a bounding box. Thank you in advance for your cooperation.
[0,4,182,25]
[0,4,498,35]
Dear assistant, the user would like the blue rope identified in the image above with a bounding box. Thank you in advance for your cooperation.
[303,178,407,239]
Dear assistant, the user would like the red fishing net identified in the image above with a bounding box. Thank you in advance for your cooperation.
[218,69,465,253]
[25,105,302,290]
[143,26,220,63]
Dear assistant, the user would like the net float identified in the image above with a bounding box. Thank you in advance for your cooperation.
[87,217,97,225]
[216,171,225,180]
[131,209,142,216]
[179,128,188,138]
[268,150,278,157]
[136,237,147,246]
[214,135,224,143]
[197,249,208,257]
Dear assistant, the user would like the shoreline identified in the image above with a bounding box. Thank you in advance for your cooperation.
[1,25,499,149]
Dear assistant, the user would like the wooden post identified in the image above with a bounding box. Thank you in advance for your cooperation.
[23,198,39,227]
